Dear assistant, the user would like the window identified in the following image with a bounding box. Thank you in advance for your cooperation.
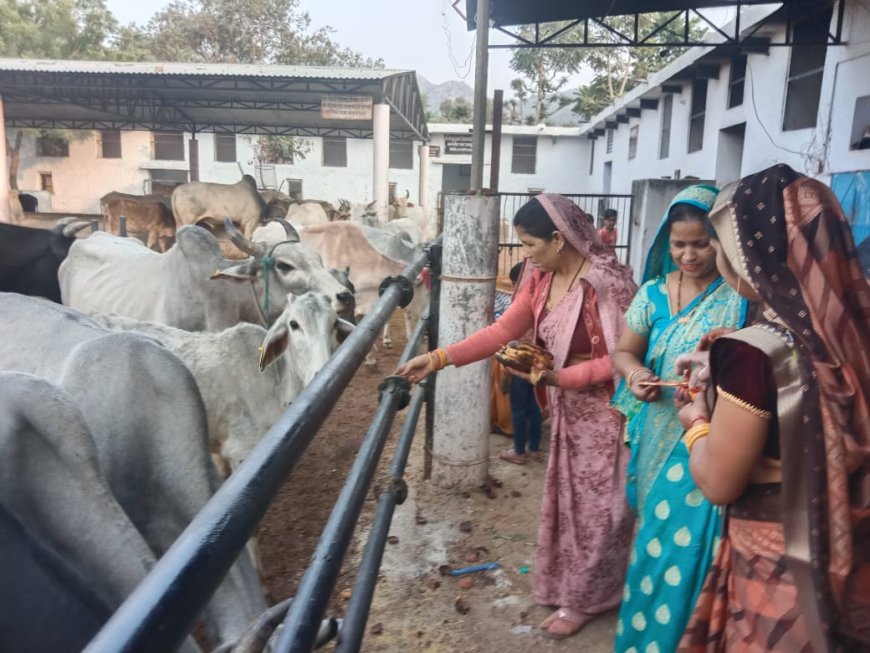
[606,129,614,154]
[36,133,69,157]
[728,55,747,108]
[511,135,537,174]
[389,182,397,203]
[39,172,54,193]
[390,141,414,169]
[153,132,184,160]
[628,125,639,160]
[148,169,188,195]
[782,8,832,131]
[688,79,708,153]
[100,130,121,158]
[588,139,595,175]
[850,96,870,150]
[214,133,236,162]
[659,94,673,159]
[323,137,347,167]
[286,179,303,200]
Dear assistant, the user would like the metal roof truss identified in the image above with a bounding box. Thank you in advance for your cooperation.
[485,1,845,50]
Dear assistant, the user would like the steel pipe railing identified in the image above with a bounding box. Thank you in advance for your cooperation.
[84,244,433,653]
[273,315,428,652]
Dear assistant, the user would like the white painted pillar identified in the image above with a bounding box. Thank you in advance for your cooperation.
[433,194,500,489]
[0,96,9,223]
[372,103,390,224]
[418,143,429,211]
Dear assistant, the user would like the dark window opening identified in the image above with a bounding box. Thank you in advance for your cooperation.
[214,133,237,162]
[660,94,673,159]
[728,55,747,108]
[389,141,413,170]
[688,79,708,153]
[511,135,537,174]
[36,133,69,157]
[783,8,832,131]
[100,130,122,158]
[323,137,347,167]
[153,132,185,160]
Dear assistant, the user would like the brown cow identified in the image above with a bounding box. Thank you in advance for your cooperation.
[100,192,176,252]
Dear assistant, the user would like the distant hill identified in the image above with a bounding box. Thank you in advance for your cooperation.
[417,75,474,118]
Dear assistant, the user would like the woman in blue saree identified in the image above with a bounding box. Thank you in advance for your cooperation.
[611,185,747,653]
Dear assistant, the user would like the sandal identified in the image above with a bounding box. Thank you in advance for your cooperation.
[498,448,526,465]
[540,608,592,640]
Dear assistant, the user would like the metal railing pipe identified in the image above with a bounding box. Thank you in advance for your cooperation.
[273,363,418,650]
[85,248,430,653]
[336,380,427,653]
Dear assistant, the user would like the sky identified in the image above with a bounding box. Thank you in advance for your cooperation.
[104,0,526,91]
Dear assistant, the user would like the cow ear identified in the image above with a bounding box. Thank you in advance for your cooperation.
[259,323,289,371]
[211,261,262,282]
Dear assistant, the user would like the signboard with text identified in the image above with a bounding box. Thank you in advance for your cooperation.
[444,134,473,155]
[321,95,373,121]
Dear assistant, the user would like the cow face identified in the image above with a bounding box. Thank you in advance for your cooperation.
[259,292,351,375]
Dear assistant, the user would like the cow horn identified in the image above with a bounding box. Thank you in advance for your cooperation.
[62,220,92,238]
[224,217,267,258]
[337,318,355,340]
[270,219,300,242]
[228,597,339,653]
[404,189,410,199]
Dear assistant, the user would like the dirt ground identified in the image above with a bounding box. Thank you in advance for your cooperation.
[255,313,616,653]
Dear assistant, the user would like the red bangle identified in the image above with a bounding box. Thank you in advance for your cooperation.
[690,416,709,428]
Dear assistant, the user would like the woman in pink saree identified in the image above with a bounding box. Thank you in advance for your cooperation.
[396,194,637,638]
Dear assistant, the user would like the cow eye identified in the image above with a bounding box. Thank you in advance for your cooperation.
[276,262,294,272]
[289,320,300,331]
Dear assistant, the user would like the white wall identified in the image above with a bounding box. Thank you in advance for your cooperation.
[579,0,870,195]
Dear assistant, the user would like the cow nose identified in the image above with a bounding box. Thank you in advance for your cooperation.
[337,291,354,306]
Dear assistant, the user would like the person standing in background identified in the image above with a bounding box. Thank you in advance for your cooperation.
[599,208,618,250]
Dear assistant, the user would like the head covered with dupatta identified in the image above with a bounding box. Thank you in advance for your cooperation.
[710,163,870,643]
[515,194,638,387]
[642,184,720,283]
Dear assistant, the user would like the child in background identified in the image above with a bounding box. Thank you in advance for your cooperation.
[598,208,618,250]
[499,261,543,465]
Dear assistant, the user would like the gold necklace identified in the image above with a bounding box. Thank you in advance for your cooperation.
[546,257,586,311]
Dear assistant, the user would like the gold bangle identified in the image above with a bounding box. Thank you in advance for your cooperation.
[429,348,448,371]
[627,366,647,386]
[684,423,711,454]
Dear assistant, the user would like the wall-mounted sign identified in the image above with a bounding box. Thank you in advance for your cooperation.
[321,95,373,120]
[444,134,473,155]
[428,145,441,157]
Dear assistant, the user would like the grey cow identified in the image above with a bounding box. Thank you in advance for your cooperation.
[0,294,267,648]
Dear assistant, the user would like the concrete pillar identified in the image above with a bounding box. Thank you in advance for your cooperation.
[372,103,390,224]
[188,134,199,182]
[418,143,429,211]
[433,194,500,489]
[0,96,9,223]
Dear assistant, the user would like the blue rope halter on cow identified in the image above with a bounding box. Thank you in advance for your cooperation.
[255,240,294,327]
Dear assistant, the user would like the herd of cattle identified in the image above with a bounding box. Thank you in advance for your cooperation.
[0,175,435,651]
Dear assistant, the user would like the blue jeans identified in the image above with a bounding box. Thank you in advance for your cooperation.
[509,377,542,454]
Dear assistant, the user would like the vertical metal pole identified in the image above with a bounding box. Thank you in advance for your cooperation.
[119,215,127,238]
[188,132,199,182]
[0,95,9,223]
[490,89,504,192]
[424,241,442,481]
[418,143,430,236]
[470,0,490,191]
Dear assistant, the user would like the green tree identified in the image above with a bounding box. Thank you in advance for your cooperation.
[508,24,585,124]
[145,0,382,67]
[572,13,706,119]
[436,97,473,123]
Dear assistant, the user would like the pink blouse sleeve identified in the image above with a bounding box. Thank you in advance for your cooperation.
[446,280,536,367]
[557,356,613,389]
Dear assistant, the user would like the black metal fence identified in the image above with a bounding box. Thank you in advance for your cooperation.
[496,192,633,282]
[84,240,441,653]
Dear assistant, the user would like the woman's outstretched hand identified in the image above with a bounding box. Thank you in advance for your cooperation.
[674,351,711,389]
[629,368,661,402]
[395,354,435,385]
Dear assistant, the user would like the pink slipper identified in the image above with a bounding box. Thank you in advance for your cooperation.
[498,448,526,465]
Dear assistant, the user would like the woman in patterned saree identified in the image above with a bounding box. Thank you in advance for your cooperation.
[676,164,870,651]
[611,185,746,653]
[395,194,637,639]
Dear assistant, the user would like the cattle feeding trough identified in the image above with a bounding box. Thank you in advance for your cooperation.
[83,238,443,653]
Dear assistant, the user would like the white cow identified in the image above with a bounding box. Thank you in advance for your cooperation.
[285,202,329,226]
[91,292,350,473]
[294,222,429,363]
[59,221,354,331]
[0,294,266,647]
[0,371,202,653]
